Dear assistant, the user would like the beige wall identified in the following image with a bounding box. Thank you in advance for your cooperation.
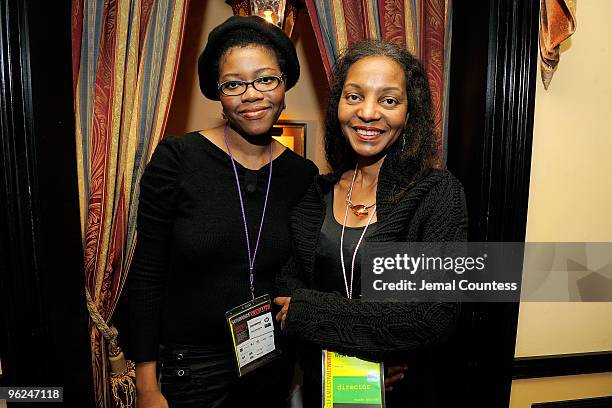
[524,10,612,243]
[511,1,612,406]
[166,1,329,170]
[518,0,612,357]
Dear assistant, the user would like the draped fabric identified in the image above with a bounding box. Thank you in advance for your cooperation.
[305,0,452,163]
[71,1,189,406]
[539,0,577,89]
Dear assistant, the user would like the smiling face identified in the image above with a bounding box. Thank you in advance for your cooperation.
[218,45,285,138]
[338,55,408,161]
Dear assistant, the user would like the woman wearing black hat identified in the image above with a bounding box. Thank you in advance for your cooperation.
[128,16,317,408]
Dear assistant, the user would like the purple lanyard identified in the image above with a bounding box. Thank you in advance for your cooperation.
[224,125,273,300]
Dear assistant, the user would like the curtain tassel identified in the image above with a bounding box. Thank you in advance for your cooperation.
[109,348,136,408]
[86,289,136,408]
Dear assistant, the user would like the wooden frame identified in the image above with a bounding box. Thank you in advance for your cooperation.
[273,120,307,156]
[514,351,612,379]
[446,0,540,405]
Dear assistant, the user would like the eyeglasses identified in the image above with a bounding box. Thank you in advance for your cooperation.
[218,74,284,96]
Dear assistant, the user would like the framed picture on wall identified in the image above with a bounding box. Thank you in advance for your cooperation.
[272,120,306,157]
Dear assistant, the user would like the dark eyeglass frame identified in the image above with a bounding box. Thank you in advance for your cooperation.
[217,74,285,97]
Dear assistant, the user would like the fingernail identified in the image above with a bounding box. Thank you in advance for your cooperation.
[399,373,404,379]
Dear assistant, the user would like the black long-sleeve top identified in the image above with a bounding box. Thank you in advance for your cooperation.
[128,132,317,363]
[277,168,468,407]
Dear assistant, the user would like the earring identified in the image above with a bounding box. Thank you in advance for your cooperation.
[402,113,410,153]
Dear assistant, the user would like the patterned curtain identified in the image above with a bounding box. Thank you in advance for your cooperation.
[71,1,189,407]
[305,0,452,163]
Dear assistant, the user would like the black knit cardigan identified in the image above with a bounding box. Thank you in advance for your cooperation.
[276,167,468,361]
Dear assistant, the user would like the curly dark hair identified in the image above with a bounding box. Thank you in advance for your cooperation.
[325,40,437,196]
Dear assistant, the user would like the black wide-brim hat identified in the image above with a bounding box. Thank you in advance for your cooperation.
[198,15,300,101]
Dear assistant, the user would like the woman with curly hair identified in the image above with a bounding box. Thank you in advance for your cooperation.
[275,40,468,407]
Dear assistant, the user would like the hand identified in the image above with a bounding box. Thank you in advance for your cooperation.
[135,361,167,408]
[273,296,291,331]
[136,389,169,408]
[384,364,408,391]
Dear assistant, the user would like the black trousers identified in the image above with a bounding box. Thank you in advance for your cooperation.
[159,343,293,408]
